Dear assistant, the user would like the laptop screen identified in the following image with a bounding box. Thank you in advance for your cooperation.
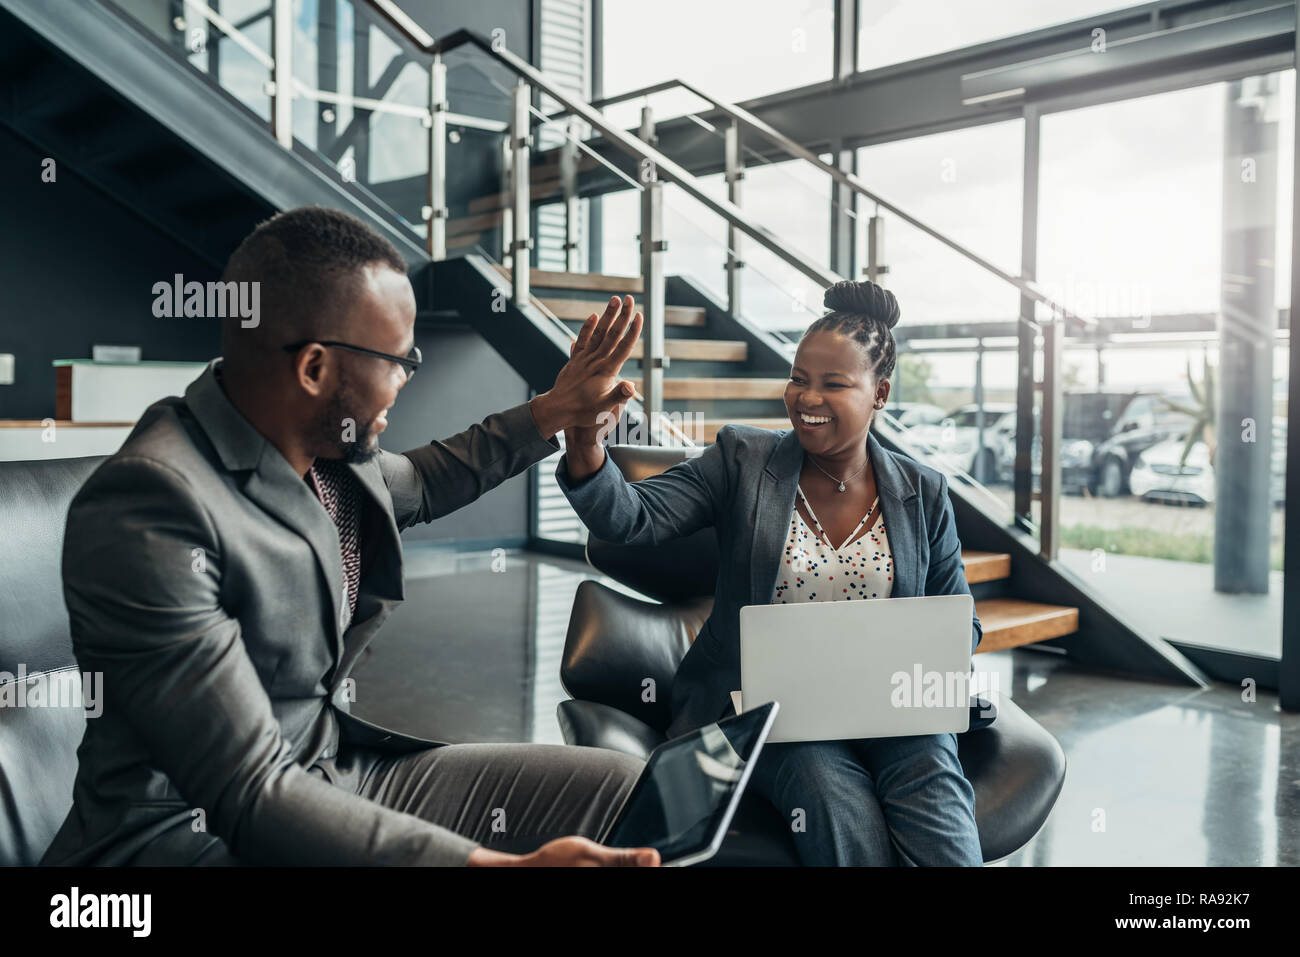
[603,703,774,859]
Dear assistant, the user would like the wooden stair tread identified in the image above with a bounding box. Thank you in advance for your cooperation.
[962,550,1012,584]
[493,264,644,293]
[544,297,704,326]
[629,339,747,361]
[974,598,1077,653]
[447,209,503,236]
[658,378,787,400]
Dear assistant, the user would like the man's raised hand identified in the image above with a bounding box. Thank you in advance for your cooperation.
[529,294,642,442]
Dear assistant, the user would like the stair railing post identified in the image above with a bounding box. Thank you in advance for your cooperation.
[725,119,744,317]
[561,116,581,272]
[636,103,667,434]
[271,0,293,148]
[511,79,532,305]
[426,53,448,261]
[500,136,513,268]
[641,178,666,432]
[1040,314,1063,561]
[865,212,888,285]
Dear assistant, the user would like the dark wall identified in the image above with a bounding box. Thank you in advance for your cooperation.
[0,123,222,420]
[384,324,534,547]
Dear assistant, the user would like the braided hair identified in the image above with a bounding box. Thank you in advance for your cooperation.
[801,280,899,382]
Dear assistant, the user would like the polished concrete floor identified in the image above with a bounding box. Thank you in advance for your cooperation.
[350,546,1300,866]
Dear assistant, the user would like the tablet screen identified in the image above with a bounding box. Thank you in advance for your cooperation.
[602,703,774,861]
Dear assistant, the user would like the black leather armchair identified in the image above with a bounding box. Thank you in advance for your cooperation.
[0,455,106,866]
[557,445,1067,865]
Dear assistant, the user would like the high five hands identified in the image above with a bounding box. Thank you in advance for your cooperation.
[529,295,642,450]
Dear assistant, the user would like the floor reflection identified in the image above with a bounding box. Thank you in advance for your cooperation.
[352,546,1300,866]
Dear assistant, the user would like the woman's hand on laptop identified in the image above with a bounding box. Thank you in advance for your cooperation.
[466,836,660,866]
[533,294,640,443]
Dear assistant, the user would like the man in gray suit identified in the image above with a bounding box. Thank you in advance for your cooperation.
[42,206,650,867]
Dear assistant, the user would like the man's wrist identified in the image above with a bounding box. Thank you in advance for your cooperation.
[528,391,571,442]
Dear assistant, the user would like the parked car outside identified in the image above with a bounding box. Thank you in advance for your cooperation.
[1130,421,1286,506]
[907,402,1016,482]
[1090,391,1199,497]
[996,390,1137,493]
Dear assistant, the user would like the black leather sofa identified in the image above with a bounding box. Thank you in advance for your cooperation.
[557,445,1068,865]
[0,455,106,866]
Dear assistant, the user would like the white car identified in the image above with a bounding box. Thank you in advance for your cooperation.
[1129,428,1286,506]
[907,403,1017,481]
[887,403,947,428]
[1128,438,1216,504]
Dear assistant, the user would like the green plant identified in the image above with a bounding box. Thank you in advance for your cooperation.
[1156,353,1216,469]
[895,353,935,405]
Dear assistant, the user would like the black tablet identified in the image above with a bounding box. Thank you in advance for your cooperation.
[598,701,779,866]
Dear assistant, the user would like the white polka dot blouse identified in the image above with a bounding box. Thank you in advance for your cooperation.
[770,484,894,603]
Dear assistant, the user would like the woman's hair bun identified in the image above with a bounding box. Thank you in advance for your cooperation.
[823,280,900,329]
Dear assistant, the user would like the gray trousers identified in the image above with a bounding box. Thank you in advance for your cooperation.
[316,742,646,855]
[173,743,643,864]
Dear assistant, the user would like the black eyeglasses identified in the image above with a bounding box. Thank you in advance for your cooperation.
[283,340,422,380]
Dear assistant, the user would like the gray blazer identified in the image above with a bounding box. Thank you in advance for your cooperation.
[41,358,561,866]
[554,425,983,740]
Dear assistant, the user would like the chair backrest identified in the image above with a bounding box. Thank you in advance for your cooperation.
[0,455,106,865]
[561,581,712,731]
[583,445,719,603]
[563,445,718,730]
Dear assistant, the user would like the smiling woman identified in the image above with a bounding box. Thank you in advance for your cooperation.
[556,281,986,865]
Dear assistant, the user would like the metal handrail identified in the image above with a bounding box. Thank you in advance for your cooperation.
[552,76,1094,332]
[429,29,840,291]
[367,4,1087,330]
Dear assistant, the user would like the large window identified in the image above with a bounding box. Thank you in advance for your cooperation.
[856,119,1023,323]
[857,0,1135,73]
[856,120,1024,410]
[601,0,833,105]
[1034,71,1294,660]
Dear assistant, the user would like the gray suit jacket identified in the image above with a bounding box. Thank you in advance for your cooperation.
[41,358,561,866]
[554,425,983,740]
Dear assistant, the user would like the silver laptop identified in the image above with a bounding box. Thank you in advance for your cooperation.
[739,595,974,743]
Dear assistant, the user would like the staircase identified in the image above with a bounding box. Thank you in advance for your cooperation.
[501,267,1081,653]
[963,550,1078,652]
[496,265,794,443]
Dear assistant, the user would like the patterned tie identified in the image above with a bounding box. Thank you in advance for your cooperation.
[305,459,361,623]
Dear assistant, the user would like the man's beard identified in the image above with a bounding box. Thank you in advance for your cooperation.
[315,375,380,465]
